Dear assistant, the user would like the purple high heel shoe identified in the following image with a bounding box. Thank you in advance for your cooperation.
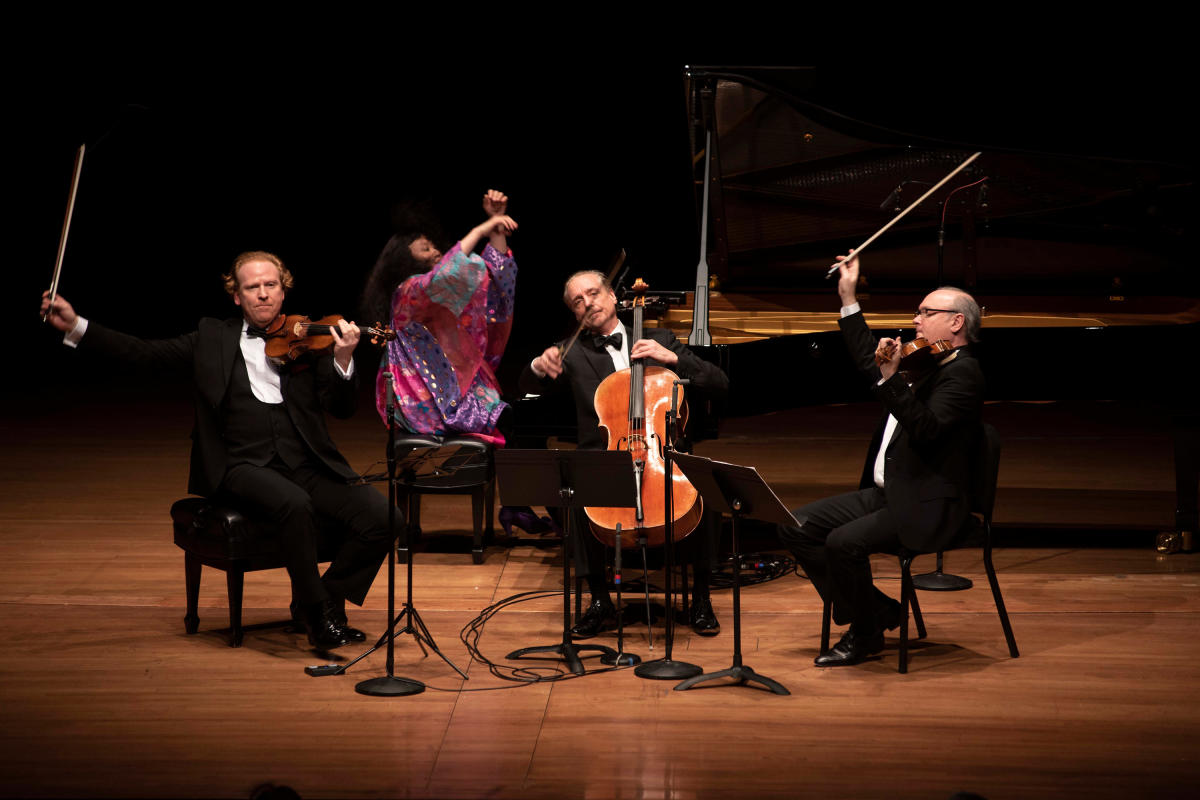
[499,506,560,537]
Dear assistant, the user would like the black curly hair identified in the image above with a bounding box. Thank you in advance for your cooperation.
[359,199,446,327]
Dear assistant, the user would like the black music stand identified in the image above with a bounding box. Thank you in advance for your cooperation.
[495,449,636,675]
[669,452,794,695]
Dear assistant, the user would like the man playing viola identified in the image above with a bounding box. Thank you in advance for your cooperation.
[40,251,393,651]
[520,270,729,638]
[778,251,984,667]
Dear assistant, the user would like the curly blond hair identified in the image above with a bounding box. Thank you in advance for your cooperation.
[222,251,294,297]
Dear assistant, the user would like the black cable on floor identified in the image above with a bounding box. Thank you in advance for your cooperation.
[708,551,797,589]
[420,589,637,692]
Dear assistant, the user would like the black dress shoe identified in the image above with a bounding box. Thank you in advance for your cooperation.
[814,628,885,667]
[570,599,616,639]
[292,599,367,643]
[690,596,720,637]
[329,600,367,643]
[304,599,351,650]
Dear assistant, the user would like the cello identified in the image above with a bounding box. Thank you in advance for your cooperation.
[585,279,704,548]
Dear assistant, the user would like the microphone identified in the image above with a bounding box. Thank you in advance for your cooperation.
[879,185,902,212]
[978,182,990,231]
[612,261,631,295]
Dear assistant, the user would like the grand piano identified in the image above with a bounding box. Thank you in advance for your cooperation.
[517,66,1198,544]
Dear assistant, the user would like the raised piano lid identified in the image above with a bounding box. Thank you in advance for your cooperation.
[664,67,1198,346]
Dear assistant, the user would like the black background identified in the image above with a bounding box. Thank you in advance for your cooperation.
[17,26,1192,406]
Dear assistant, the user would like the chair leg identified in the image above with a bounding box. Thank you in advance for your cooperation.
[484,476,496,541]
[820,600,832,654]
[184,553,201,635]
[410,493,422,539]
[984,540,1020,658]
[226,568,245,648]
[397,492,419,565]
[680,560,691,620]
[898,557,914,674]
[909,580,927,640]
[470,485,485,565]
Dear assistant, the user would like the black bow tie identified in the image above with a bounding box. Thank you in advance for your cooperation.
[245,326,271,339]
[590,331,623,351]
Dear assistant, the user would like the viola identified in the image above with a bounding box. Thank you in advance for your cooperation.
[262,314,395,367]
[584,278,703,548]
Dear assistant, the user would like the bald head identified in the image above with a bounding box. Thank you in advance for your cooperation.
[914,286,980,347]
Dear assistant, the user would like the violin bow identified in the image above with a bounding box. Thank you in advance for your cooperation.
[824,151,981,278]
[558,248,627,359]
[43,144,86,322]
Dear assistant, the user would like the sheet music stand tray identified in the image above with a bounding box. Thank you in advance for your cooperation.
[669,452,795,695]
[495,449,638,675]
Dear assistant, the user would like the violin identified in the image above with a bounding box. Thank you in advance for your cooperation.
[875,337,955,379]
[585,278,703,548]
[261,314,395,367]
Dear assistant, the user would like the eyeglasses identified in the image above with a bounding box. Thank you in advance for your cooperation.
[915,307,958,319]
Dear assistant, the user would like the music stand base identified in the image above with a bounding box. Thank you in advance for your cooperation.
[635,658,702,680]
[673,664,790,695]
[354,676,425,696]
[507,642,618,676]
[912,571,973,591]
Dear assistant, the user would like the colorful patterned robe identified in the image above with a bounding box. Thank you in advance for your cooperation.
[375,242,515,445]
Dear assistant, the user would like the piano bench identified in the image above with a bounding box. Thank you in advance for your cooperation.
[170,497,340,647]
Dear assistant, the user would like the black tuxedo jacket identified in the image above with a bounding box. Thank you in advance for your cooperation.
[81,317,359,497]
[518,327,729,451]
[840,311,984,553]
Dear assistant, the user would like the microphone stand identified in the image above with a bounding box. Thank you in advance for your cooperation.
[600,523,640,666]
[307,374,468,694]
[635,379,701,681]
[336,374,425,693]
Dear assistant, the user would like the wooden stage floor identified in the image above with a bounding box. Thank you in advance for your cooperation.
[2,389,1197,799]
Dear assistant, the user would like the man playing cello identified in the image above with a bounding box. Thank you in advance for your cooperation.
[520,269,729,637]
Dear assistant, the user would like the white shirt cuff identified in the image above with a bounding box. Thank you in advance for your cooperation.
[64,316,88,348]
[530,357,546,378]
[840,302,861,318]
[334,357,355,380]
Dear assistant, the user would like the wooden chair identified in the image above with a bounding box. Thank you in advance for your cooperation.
[392,434,495,564]
[821,423,1020,673]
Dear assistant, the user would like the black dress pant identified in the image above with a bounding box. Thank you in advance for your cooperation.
[219,458,393,609]
[779,487,900,632]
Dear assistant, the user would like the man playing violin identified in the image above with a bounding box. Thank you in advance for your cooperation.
[520,270,729,638]
[778,251,984,667]
[40,251,393,651]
